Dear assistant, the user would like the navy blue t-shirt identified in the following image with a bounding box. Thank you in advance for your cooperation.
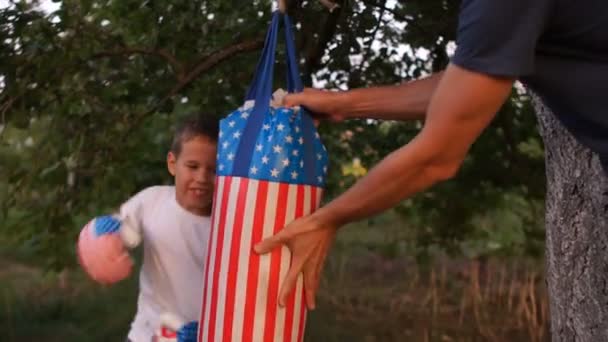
[452,0,608,171]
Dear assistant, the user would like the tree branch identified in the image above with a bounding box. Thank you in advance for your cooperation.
[92,48,185,79]
[117,36,265,141]
[0,93,23,136]
[302,0,344,84]
[360,0,406,21]
[354,0,387,79]
[360,0,432,38]
[165,36,265,101]
[319,0,340,12]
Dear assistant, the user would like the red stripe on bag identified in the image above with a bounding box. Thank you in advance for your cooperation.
[223,178,250,340]
[242,181,269,341]
[263,182,290,341]
[208,176,233,342]
[297,186,318,342]
[198,177,222,342]
[283,184,305,342]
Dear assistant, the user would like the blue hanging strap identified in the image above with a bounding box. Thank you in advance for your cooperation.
[233,12,318,184]
[244,13,281,101]
[233,13,280,176]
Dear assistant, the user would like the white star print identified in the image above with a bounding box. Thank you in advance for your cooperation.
[317,176,323,183]
[233,131,241,139]
[219,164,224,171]
[241,112,250,119]
[273,145,282,153]
[277,123,285,131]
[292,150,299,156]
[219,130,223,138]
[282,158,289,167]
[262,155,269,164]
[298,137,304,145]
[300,161,304,168]
[323,166,327,173]
[222,142,229,149]
[291,171,298,179]
[255,144,263,152]
[263,124,271,130]
[295,127,300,133]
[285,135,293,143]
[271,168,279,177]
[250,166,258,174]
[229,121,236,127]
[317,153,322,160]
[315,132,320,139]
[228,153,234,160]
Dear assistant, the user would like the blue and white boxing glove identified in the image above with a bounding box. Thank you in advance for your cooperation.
[159,313,198,342]
[77,214,142,284]
[176,321,198,342]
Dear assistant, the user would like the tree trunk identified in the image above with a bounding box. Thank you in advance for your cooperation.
[531,93,608,341]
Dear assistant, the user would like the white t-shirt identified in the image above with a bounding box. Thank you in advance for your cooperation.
[120,186,211,342]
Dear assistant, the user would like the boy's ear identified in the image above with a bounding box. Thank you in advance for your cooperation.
[167,151,177,176]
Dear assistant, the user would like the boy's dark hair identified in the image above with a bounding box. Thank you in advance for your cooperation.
[171,113,219,156]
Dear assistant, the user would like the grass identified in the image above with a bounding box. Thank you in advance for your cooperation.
[1,261,137,341]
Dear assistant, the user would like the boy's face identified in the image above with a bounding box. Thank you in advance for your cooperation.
[167,136,217,216]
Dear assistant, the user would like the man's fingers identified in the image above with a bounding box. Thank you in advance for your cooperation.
[303,271,317,310]
[313,248,328,291]
[302,246,323,310]
[253,231,285,254]
[278,257,306,307]
[283,93,304,108]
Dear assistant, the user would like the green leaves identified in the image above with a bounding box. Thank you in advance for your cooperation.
[1,0,545,269]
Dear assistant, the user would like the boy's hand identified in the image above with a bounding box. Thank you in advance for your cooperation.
[159,312,197,342]
[77,215,136,284]
[92,215,142,249]
[176,321,198,342]
[92,215,121,235]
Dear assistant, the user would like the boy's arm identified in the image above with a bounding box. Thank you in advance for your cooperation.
[116,187,156,248]
[76,188,152,284]
[118,203,143,249]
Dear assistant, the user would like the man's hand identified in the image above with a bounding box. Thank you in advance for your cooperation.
[256,64,514,311]
[283,88,348,122]
[254,213,337,310]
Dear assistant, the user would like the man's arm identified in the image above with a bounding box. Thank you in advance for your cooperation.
[284,72,443,122]
[314,64,514,227]
[342,72,444,120]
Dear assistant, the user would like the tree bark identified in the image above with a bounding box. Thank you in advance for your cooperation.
[531,93,608,341]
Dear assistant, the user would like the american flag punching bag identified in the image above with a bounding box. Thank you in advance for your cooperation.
[198,12,328,342]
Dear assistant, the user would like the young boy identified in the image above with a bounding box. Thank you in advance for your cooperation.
[77,114,218,342]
